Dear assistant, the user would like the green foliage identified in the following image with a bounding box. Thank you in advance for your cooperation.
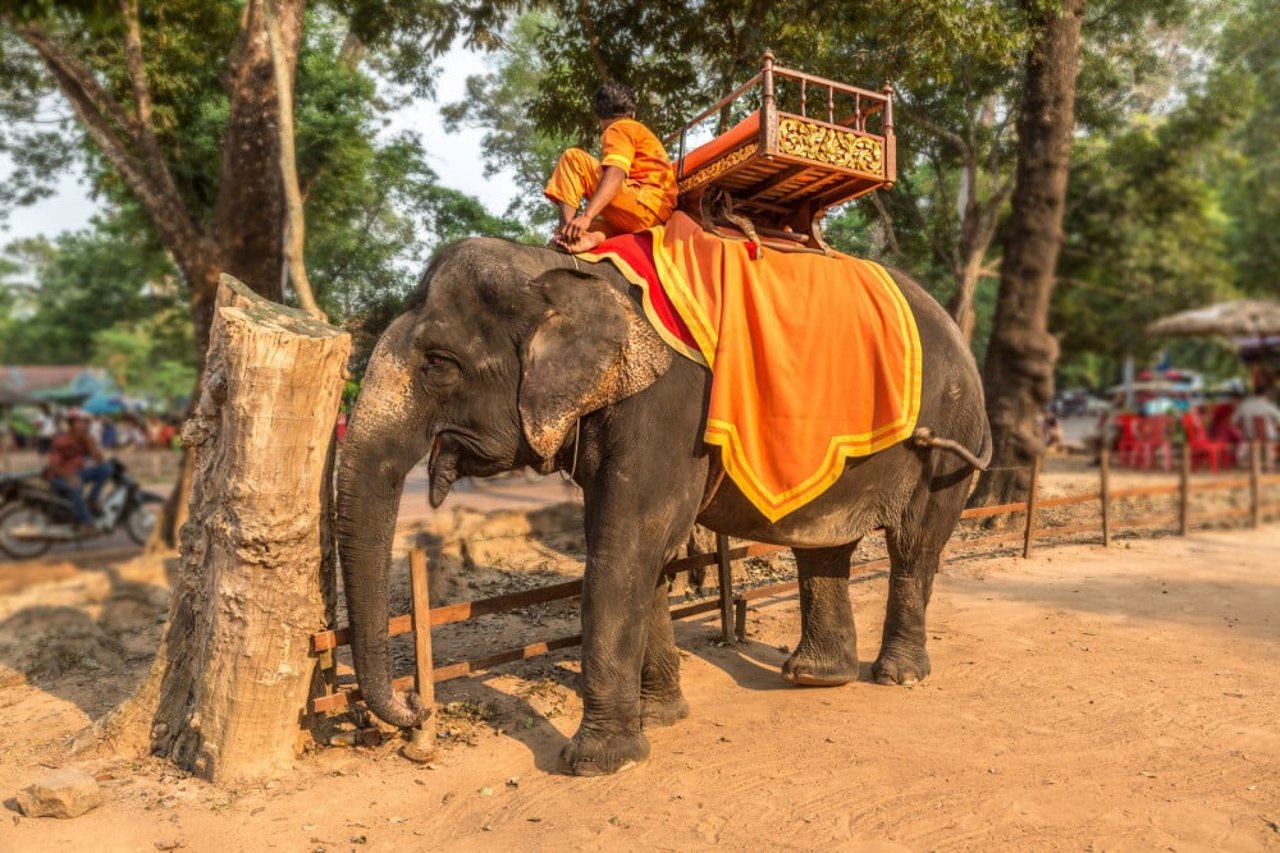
[91,308,196,406]
[1214,0,1280,298]
[1053,97,1240,386]
[0,215,175,364]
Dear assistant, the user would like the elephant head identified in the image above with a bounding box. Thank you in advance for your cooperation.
[336,239,671,728]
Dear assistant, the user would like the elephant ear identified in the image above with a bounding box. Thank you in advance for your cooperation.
[519,267,672,460]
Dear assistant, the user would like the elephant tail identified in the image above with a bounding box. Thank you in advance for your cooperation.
[910,426,992,471]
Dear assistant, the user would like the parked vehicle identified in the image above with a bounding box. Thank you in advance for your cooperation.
[0,459,163,559]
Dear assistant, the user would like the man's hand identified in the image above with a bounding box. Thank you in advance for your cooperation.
[558,214,595,244]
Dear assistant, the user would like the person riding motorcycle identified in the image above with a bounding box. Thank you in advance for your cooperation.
[45,411,112,531]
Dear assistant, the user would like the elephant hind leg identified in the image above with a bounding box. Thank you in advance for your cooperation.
[873,477,968,685]
[641,577,689,728]
[781,541,861,686]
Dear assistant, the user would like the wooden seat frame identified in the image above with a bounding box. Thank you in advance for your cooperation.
[666,51,896,255]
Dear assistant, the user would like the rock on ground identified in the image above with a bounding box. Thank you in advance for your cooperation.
[15,768,103,819]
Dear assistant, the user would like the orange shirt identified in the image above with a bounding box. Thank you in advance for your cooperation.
[600,119,677,218]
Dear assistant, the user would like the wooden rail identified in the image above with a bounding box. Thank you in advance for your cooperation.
[308,444,1280,727]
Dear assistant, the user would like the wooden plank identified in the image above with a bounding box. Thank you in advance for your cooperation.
[1100,447,1111,546]
[1024,456,1042,558]
[1251,441,1262,529]
[715,534,736,643]
[960,501,1028,520]
[407,549,436,756]
[1179,443,1191,535]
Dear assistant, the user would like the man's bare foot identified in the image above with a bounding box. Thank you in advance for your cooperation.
[553,229,607,253]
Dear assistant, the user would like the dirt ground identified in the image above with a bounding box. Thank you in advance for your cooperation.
[2,462,1279,851]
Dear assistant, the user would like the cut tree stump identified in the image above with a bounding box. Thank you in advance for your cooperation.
[97,274,349,782]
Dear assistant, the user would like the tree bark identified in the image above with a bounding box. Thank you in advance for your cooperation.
[970,0,1085,508]
[212,0,306,302]
[263,0,323,319]
[92,276,349,781]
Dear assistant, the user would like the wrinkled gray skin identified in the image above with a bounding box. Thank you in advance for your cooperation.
[337,238,990,776]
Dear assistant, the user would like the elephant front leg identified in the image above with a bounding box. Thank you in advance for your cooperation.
[561,548,667,775]
[781,543,861,686]
[641,579,689,728]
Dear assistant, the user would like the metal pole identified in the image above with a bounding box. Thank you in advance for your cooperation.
[1022,456,1041,559]
[715,533,736,644]
[1100,447,1111,547]
[1249,440,1262,529]
[1178,442,1191,535]
[404,548,437,762]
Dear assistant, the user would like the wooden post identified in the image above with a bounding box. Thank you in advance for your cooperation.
[1179,442,1191,535]
[1100,447,1111,547]
[1022,456,1041,559]
[1249,440,1262,530]
[882,82,896,184]
[404,548,437,761]
[734,596,747,642]
[715,533,736,644]
[761,49,778,156]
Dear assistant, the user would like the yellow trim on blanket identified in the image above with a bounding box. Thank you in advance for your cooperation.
[577,242,708,368]
[581,230,924,523]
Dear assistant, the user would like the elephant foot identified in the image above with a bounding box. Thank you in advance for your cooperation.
[641,692,690,728]
[872,645,931,685]
[560,729,651,776]
[781,641,859,687]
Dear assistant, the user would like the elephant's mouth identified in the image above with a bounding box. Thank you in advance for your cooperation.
[427,429,502,507]
[427,431,460,508]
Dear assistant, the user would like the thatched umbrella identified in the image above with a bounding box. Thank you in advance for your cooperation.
[1146,298,1280,339]
[1147,298,1280,392]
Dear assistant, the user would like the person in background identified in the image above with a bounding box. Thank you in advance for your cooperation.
[34,405,56,455]
[1233,382,1280,442]
[45,411,111,531]
[544,80,677,253]
[1209,393,1245,462]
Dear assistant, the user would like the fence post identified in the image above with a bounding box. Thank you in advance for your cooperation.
[1022,456,1041,559]
[715,533,736,644]
[404,548,437,762]
[1250,440,1262,530]
[1178,443,1191,535]
[1099,447,1111,547]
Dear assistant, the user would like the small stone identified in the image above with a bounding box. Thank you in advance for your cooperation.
[15,768,103,819]
[505,777,519,788]
[154,841,185,851]
[478,787,494,797]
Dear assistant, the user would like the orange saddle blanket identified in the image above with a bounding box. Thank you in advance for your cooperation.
[580,212,922,522]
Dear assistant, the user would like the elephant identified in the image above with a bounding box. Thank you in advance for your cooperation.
[336,237,990,776]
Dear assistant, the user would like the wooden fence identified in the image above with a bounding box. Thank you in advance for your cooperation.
[308,443,1280,751]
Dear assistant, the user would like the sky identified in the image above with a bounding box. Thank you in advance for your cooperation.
[0,44,520,245]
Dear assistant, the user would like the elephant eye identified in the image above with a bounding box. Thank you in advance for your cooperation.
[425,354,448,368]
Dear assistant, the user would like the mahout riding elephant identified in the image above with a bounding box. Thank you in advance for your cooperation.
[336,237,990,776]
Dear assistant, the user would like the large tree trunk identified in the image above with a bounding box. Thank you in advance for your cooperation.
[969,0,1084,507]
[211,0,306,302]
[93,275,349,781]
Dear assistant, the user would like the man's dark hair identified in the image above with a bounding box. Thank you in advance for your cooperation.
[593,81,636,119]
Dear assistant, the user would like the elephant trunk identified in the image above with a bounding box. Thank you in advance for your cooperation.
[335,317,431,729]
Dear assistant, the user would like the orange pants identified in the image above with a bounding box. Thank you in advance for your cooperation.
[544,148,669,235]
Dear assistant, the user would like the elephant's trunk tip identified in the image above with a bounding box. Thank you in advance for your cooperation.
[366,689,433,730]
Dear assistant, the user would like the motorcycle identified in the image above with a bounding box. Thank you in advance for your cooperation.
[0,460,165,559]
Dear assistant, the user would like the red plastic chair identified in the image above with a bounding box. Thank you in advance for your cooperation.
[1112,413,1143,468]
[1182,410,1232,472]
[1138,415,1173,471]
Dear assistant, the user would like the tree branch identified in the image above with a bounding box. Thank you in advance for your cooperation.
[898,103,970,154]
[263,0,322,319]
[868,192,903,258]
[11,18,203,260]
[575,0,610,80]
[119,0,189,230]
